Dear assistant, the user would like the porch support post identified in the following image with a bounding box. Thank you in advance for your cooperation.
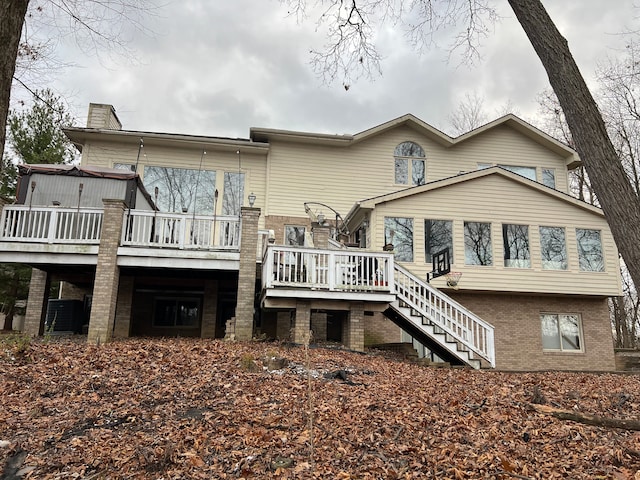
[113,276,134,338]
[311,310,327,342]
[88,199,125,344]
[23,268,51,336]
[236,206,260,340]
[311,221,331,249]
[347,302,365,352]
[201,278,218,338]
[276,311,292,340]
[294,300,311,344]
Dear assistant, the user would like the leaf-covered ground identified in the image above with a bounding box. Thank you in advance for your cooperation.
[1,336,639,479]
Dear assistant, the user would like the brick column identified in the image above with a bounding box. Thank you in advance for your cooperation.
[113,276,134,338]
[88,199,125,344]
[293,300,311,344]
[311,311,327,341]
[311,222,331,249]
[23,268,51,336]
[236,206,260,340]
[347,302,365,352]
[201,279,218,338]
[276,311,292,340]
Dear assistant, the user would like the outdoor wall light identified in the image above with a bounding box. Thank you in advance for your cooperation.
[248,192,256,207]
[52,201,61,206]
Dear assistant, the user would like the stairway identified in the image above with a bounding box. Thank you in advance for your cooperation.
[386,264,495,369]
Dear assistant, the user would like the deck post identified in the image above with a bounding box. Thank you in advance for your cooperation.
[294,300,311,344]
[87,199,125,344]
[201,279,218,338]
[311,310,327,341]
[113,276,134,338]
[346,302,365,352]
[236,206,260,340]
[311,221,331,249]
[23,268,51,336]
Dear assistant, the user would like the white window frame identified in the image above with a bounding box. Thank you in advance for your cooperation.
[394,142,426,186]
[540,313,584,353]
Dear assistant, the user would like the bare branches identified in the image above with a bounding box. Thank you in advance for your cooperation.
[280,0,499,86]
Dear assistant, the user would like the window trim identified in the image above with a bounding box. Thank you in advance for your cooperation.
[539,225,568,271]
[463,221,493,266]
[540,313,584,353]
[576,228,605,272]
[394,141,426,186]
[425,219,454,265]
[502,223,531,268]
[284,225,306,246]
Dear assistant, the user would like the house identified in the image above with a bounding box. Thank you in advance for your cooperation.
[0,103,621,371]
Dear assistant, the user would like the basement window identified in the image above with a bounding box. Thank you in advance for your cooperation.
[541,313,583,352]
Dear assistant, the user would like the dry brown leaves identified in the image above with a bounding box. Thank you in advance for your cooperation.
[1,337,640,479]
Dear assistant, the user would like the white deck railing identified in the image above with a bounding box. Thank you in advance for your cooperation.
[394,263,495,367]
[122,210,241,250]
[0,205,103,244]
[263,245,395,292]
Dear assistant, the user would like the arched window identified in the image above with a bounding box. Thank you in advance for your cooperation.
[394,141,426,185]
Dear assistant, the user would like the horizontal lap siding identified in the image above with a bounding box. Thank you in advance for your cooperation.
[437,125,570,193]
[371,174,620,296]
[265,127,450,218]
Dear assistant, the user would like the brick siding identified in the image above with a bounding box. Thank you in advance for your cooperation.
[448,292,615,371]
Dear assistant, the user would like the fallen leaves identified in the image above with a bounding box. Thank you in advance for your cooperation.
[0,337,639,478]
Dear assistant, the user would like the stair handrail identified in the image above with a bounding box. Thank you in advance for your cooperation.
[394,263,495,368]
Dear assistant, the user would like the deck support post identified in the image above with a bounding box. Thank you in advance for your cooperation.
[235,206,260,340]
[345,302,365,352]
[87,199,125,344]
[24,268,51,336]
[294,300,311,344]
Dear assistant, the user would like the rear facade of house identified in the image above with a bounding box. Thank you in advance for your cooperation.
[0,103,621,371]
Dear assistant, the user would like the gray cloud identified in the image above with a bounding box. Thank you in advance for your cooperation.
[19,0,636,138]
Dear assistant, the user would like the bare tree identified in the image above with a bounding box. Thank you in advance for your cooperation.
[1,0,156,169]
[281,0,640,307]
[448,91,489,136]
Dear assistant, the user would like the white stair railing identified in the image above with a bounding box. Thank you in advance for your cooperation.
[394,263,495,368]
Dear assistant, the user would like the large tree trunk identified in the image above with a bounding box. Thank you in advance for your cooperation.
[0,0,30,168]
[508,0,640,297]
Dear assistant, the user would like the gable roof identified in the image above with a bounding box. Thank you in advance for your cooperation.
[250,113,579,167]
[344,166,603,222]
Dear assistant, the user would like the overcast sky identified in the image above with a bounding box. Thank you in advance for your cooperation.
[15,0,640,139]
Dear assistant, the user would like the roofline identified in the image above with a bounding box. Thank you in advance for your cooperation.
[250,127,353,145]
[350,166,603,217]
[64,127,270,154]
[454,114,580,168]
[249,113,579,165]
